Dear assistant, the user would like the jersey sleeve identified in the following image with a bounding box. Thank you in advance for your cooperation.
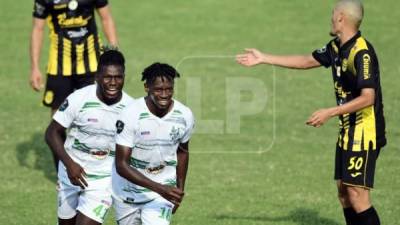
[95,0,108,8]
[355,50,376,90]
[52,94,80,128]
[115,106,136,148]
[312,42,333,68]
[181,109,195,143]
[33,0,50,19]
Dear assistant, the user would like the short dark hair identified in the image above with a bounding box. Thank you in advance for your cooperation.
[141,62,180,84]
[97,47,125,74]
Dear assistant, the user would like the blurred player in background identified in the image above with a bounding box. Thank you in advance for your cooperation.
[30,0,118,171]
[236,1,385,225]
[45,49,133,225]
[112,63,195,225]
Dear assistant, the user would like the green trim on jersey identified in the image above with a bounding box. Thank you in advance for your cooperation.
[86,174,110,180]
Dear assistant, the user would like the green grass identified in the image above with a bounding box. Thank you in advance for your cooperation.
[1,0,400,224]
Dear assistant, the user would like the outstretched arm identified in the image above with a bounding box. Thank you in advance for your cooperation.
[306,88,375,127]
[236,48,321,69]
[97,6,118,47]
[45,120,88,188]
[115,144,184,205]
[30,18,46,91]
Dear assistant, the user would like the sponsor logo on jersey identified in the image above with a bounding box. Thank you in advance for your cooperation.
[89,148,110,160]
[67,27,88,38]
[59,99,69,111]
[116,120,124,134]
[145,164,166,175]
[87,118,98,122]
[35,2,45,16]
[44,90,54,105]
[141,131,150,136]
[54,3,67,10]
[350,172,362,178]
[362,54,371,80]
[57,13,91,28]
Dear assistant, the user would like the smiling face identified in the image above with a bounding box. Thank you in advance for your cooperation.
[145,76,174,115]
[96,64,125,105]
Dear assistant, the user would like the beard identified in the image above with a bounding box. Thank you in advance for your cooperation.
[329,31,337,37]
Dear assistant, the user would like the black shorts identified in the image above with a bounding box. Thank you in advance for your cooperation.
[43,73,95,109]
[334,144,381,189]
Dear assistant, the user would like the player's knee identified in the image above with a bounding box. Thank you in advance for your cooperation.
[346,186,369,206]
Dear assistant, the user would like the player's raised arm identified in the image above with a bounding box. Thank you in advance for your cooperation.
[45,121,88,189]
[115,144,184,205]
[97,5,118,47]
[236,48,321,69]
[29,18,46,91]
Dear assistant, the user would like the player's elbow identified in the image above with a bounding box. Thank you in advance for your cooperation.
[44,125,54,146]
[115,159,129,177]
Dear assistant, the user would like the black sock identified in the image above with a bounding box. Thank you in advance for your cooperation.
[357,206,380,225]
[343,207,358,225]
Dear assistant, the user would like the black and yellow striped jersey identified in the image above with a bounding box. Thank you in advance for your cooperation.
[312,31,386,151]
[33,0,107,76]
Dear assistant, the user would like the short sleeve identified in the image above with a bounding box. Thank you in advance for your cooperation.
[181,110,195,143]
[53,95,79,129]
[33,0,50,19]
[95,0,108,8]
[355,51,376,90]
[312,43,333,68]
[115,106,136,148]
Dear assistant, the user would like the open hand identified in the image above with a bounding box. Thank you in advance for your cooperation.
[236,48,265,67]
[306,108,334,128]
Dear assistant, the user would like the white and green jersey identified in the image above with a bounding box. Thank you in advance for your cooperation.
[53,84,134,177]
[112,97,195,203]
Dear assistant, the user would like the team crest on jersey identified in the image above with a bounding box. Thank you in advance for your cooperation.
[116,120,124,134]
[59,99,69,111]
[317,46,326,53]
[169,126,181,143]
[68,0,78,10]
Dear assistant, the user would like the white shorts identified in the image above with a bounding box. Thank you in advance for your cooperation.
[114,196,174,225]
[57,167,112,223]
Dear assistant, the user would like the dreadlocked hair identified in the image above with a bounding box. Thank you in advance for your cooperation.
[97,46,125,73]
[141,62,180,84]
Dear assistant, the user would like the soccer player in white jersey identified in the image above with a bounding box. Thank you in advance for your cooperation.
[112,62,195,225]
[45,49,134,225]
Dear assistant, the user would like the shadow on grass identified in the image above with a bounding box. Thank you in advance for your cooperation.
[214,208,340,225]
[16,132,57,183]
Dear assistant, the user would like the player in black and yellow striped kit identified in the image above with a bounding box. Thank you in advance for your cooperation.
[30,0,118,115]
[236,0,385,224]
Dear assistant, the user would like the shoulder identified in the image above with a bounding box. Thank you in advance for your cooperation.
[120,91,135,105]
[120,98,144,120]
[353,37,377,62]
[173,100,194,121]
[66,84,95,105]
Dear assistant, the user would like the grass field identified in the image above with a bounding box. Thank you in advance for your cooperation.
[1,0,400,224]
